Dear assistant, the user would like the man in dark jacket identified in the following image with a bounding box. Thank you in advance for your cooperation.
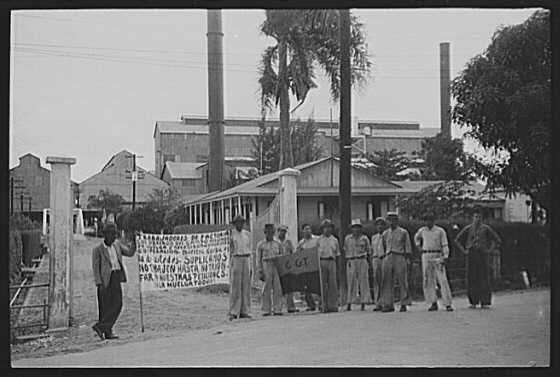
[91,222,136,340]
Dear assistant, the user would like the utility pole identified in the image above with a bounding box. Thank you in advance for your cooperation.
[28,196,32,216]
[339,9,352,297]
[126,154,144,211]
[10,177,24,215]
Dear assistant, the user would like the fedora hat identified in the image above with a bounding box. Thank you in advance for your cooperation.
[278,224,288,231]
[232,215,245,224]
[386,212,399,219]
[320,219,333,229]
[374,217,386,226]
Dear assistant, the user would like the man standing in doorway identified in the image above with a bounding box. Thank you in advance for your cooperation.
[228,215,252,320]
[257,224,284,316]
[454,208,502,308]
[380,212,412,313]
[371,217,386,311]
[344,219,372,311]
[317,219,340,313]
[277,225,298,313]
[296,223,320,311]
[414,213,454,312]
[91,222,136,340]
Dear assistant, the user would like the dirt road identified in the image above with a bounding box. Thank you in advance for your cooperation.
[13,288,549,367]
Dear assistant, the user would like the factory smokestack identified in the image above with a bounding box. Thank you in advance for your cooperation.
[439,42,451,139]
[207,10,225,191]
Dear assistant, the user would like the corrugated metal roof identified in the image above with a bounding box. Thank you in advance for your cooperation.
[164,162,205,179]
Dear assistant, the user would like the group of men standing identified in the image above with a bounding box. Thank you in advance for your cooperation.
[227,207,502,320]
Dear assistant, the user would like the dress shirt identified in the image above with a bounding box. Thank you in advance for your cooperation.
[382,226,412,255]
[230,229,252,256]
[317,235,341,259]
[344,234,371,258]
[414,225,450,258]
[371,233,385,258]
[456,223,501,252]
[105,243,121,271]
[296,235,319,252]
[256,239,283,269]
[279,238,294,255]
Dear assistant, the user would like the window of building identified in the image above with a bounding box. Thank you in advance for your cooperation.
[367,202,375,221]
[318,201,325,219]
[164,154,175,163]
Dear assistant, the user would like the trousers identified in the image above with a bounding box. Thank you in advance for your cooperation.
[380,253,410,308]
[229,256,251,316]
[467,249,492,306]
[96,270,123,334]
[262,260,283,314]
[422,252,453,306]
[346,258,372,304]
[371,257,383,305]
[320,259,339,312]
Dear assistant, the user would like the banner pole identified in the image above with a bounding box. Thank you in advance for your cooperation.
[317,249,325,313]
[136,233,145,333]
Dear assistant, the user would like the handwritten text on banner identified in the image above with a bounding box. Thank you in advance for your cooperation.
[136,231,230,291]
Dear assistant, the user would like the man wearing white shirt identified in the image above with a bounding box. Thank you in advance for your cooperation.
[414,213,454,312]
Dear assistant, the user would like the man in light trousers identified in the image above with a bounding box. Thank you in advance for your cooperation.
[414,213,454,312]
[317,219,340,313]
[380,212,412,312]
[257,224,284,316]
[371,217,386,311]
[228,215,253,321]
[344,219,372,311]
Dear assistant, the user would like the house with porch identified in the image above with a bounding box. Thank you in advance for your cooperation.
[181,157,437,229]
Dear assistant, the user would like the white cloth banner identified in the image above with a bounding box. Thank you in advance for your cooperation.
[136,230,231,291]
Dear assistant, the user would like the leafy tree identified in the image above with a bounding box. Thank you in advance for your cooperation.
[451,10,550,216]
[258,10,371,169]
[87,189,124,215]
[359,149,411,181]
[395,181,476,221]
[252,118,324,175]
[419,133,476,181]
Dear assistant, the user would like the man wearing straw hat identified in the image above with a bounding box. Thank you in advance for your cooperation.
[380,212,412,312]
[371,217,387,311]
[228,215,252,321]
[317,219,340,313]
[277,224,298,313]
[257,223,284,316]
[91,222,136,340]
[344,219,372,311]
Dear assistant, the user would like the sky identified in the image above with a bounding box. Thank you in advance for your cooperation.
[10,8,540,182]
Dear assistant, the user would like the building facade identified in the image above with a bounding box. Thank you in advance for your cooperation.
[153,115,439,178]
[79,150,169,209]
[9,153,79,221]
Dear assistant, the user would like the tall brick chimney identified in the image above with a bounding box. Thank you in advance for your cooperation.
[207,10,225,192]
[439,42,451,139]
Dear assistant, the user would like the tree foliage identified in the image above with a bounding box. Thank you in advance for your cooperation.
[87,189,124,215]
[419,133,476,181]
[251,118,324,175]
[361,149,411,181]
[395,181,476,221]
[451,10,550,212]
[258,10,371,169]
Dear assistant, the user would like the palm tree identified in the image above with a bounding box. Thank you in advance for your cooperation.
[258,9,371,170]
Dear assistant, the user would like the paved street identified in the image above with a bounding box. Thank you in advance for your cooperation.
[13,288,549,367]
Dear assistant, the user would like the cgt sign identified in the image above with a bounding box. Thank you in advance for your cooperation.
[271,247,319,277]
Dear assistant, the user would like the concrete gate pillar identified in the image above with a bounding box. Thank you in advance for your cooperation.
[278,168,300,249]
[46,156,76,331]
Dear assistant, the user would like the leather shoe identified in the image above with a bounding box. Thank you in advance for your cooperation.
[446,306,454,312]
[373,305,383,312]
[347,304,352,311]
[104,332,119,340]
[306,307,316,312]
[228,314,238,320]
[381,307,395,313]
[428,303,438,311]
[239,313,252,319]
[92,325,104,340]
[262,312,271,316]
[399,305,407,312]
[288,309,299,313]
[273,312,283,316]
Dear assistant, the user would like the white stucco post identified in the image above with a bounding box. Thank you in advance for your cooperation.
[209,201,214,224]
[238,196,242,219]
[46,156,76,331]
[42,208,48,236]
[278,168,300,249]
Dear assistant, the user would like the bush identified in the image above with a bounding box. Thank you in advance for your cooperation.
[9,231,23,285]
